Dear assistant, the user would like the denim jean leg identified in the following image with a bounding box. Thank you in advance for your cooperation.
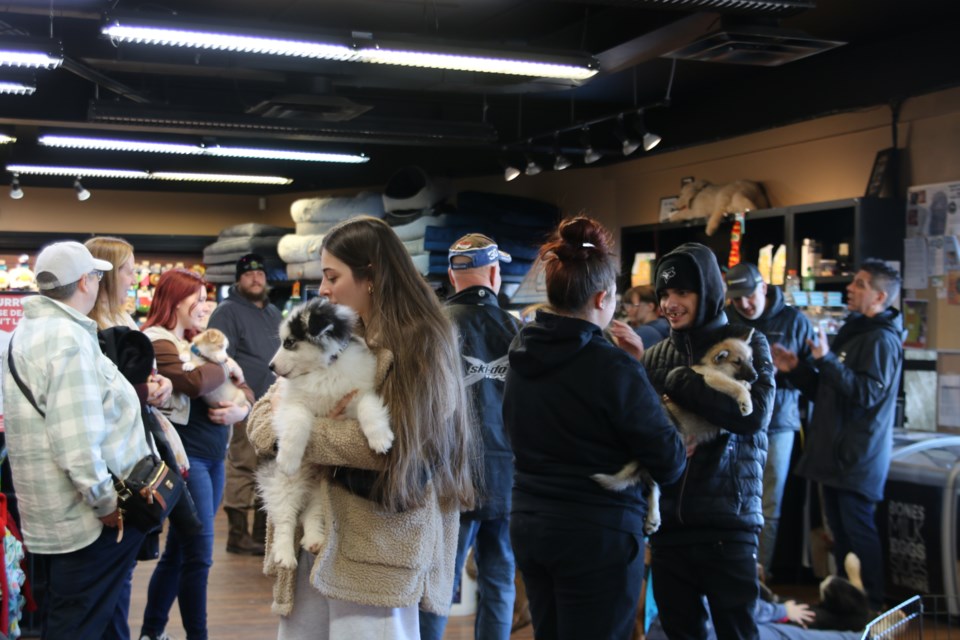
[419,519,479,640]
[758,430,794,572]
[473,517,515,640]
[141,522,185,635]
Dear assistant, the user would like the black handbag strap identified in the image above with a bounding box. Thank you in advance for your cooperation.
[7,335,45,418]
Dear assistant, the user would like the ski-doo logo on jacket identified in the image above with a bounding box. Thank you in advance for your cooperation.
[463,354,509,385]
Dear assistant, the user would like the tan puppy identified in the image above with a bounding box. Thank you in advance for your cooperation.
[181,328,249,411]
[593,330,756,534]
[673,179,769,235]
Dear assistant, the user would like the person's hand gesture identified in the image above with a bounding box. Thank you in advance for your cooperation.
[770,343,799,373]
[807,326,830,360]
[609,320,645,361]
[784,600,815,628]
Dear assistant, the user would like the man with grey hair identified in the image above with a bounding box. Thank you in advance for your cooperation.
[3,241,153,638]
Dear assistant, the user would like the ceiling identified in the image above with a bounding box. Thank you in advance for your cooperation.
[1,0,958,196]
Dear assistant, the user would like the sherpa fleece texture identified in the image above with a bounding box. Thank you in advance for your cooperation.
[247,348,459,617]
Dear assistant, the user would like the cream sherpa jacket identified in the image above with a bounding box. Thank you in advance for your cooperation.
[247,348,460,616]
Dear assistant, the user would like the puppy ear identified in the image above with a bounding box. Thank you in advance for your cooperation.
[307,313,334,337]
[713,349,730,363]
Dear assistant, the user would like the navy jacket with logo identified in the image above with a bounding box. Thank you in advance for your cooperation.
[446,285,522,520]
[789,308,904,502]
[643,243,775,545]
[504,310,686,535]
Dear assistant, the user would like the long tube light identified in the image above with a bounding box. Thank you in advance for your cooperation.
[102,19,598,81]
[0,37,63,69]
[0,80,36,95]
[38,135,369,163]
[7,164,293,185]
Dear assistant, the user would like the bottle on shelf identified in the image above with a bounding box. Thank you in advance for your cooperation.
[784,269,800,305]
[283,281,302,317]
[802,267,816,292]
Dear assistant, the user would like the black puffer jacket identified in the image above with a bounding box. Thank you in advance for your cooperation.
[446,285,521,520]
[790,308,904,502]
[726,285,816,433]
[643,243,775,545]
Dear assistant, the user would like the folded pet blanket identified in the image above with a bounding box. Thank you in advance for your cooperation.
[295,220,339,236]
[277,234,325,264]
[203,236,282,264]
[218,223,292,238]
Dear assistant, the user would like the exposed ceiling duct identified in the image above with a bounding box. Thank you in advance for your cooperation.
[661,20,845,66]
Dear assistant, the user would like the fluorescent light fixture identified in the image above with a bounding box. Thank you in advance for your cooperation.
[151,171,292,185]
[7,164,293,185]
[102,18,598,80]
[0,36,63,69]
[0,79,36,95]
[74,178,91,201]
[0,135,16,144]
[38,135,369,163]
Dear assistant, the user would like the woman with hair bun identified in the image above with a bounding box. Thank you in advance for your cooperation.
[503,216,686,639]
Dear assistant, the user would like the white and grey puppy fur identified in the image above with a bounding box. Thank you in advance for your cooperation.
[593,329,756,535]
[256,297,391,569]
[181,328,249,413]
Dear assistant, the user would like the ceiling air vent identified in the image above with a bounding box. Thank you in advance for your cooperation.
[246,95,372,122]
[549,0,815,16]
[662,23,844,66]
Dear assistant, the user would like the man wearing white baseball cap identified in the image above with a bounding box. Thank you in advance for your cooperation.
[3,241,153,638]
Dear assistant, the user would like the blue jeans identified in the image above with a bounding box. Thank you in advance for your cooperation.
[758,430,795,572]
[42,523,145,640]
[141,455,224,640]
[420,516,515,640]
[821,486,884,610]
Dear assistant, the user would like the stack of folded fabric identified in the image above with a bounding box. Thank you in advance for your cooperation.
[280,192,384,280]
[422,191,559,288]
[203,223,291,284]
[380,166,452,276]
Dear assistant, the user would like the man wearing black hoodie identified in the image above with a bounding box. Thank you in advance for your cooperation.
[725,262,816,577]
[771,260,903,611]
[643,242,776,640]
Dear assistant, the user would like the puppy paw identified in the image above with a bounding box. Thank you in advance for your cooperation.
[739,397,753,416]
[301,531,327,555]
[644,518,661,536]
[275,451,301,477]
[364,426,394,454]
[272,547,298,570]
[182,362,197,372]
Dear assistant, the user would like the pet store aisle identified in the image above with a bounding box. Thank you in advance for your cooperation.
[127,508,534,639]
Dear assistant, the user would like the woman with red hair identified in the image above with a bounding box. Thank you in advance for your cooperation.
[138,269,254,640]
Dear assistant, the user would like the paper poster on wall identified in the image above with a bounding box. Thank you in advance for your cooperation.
[906,181,960,237]
[902,300,928,349]
[928,236,945,276]
[904,237,929,289]
[939,374,960,428]
[948,271,960,305]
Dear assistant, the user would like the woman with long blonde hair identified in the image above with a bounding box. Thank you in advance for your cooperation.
[247,215,476,639]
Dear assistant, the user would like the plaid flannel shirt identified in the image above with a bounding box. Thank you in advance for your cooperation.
[2,295,151,554]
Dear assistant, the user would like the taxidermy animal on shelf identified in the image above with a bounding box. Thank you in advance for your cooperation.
[673,179,769,236]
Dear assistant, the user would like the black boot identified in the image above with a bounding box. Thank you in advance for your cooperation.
[225,507,264,555]
[252,499,267,546]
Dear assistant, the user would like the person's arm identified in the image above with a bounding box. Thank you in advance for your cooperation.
[609,358,686,486]
[664,331,776,435]
[816,331,902,409]
[152,338,227,398]
[44,347,118,518]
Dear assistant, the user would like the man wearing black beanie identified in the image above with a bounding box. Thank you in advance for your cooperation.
[642,243,776,639]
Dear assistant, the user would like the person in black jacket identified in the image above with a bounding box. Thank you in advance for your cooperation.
[640,242,775,640]
[771,260,904,611]
[420,233,522,640]
[503,216,686,640]
[725,262,816,577]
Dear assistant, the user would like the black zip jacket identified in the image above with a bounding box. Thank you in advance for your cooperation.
[643,243,775,545]
[446,285,521,520]
[726,285,816,433]
[789,308,904,502]
[503,311,686,535]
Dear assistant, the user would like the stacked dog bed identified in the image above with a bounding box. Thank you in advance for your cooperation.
[203,223,291,284]
[280,192,385,280]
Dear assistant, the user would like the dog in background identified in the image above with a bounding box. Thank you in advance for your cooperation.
[673,179,769,236]
[809,553,876,631]
[181,328,249,416]
[256,297,392,569]
[593,329,757,534]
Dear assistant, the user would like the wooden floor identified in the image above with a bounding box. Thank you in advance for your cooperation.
[127,508,533,640]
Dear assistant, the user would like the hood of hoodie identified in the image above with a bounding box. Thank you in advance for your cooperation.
[761,284,786,320]
[508,310,600,378]
[655,242,726,331]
